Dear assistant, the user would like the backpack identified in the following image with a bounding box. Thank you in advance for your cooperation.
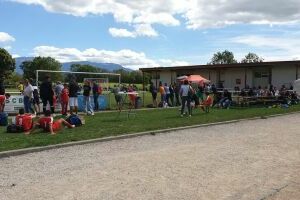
[0,112,8,126]
[7,124,24,133]
[66,114,82,127]
[188,86,194,99]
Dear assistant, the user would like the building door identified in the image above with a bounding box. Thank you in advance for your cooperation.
[253,70,270,88]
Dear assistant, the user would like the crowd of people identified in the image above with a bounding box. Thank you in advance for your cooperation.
[0,76,107,134]
[1,76,300,133]
[14,76,105,117]
[149,80,300,117]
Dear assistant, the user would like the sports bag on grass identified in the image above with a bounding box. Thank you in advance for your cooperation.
[66,114,82,127]
[7,124,24,133]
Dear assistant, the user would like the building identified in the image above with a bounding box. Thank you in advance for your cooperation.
[140,60,300,89]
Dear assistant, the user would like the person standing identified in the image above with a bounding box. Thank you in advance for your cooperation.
[180,80,192,117]
[196,85,204,103]
[17,81,24,94]
[174,82,181,106]
[68,79,80,115]
[92,82,100,111]
[40,76,54,114]
[32,85,40,115]
[164,83,170,106]
[0,92,10,113]
[128,84,137,108]
[169,83,174,107]
[159,82,166,106]
[61,83,69,115]
[23,79,34,113]
[113,84,122,111]
[149,82,157,107]
[83,80,94,115]
[55,81,64,110]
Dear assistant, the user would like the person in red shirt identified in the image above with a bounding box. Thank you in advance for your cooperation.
[200,92,213,113]
[15,108,35,134]
[61,83,69,115]
[35,110,75,135]
[0,93,10,112]
[128,85,137,108]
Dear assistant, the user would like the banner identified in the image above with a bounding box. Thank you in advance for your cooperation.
[4,95,24,113]
[78,95,108,112]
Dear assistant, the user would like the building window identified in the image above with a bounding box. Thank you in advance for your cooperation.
[254,72,269,78]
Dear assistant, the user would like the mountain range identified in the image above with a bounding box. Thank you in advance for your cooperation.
[15,57,131,74]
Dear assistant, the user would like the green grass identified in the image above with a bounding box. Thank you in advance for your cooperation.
[1,105,300,152]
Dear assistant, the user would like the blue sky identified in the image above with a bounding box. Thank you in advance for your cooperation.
[1,0,300,70]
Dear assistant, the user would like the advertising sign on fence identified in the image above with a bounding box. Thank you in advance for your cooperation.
[4,95,24,113]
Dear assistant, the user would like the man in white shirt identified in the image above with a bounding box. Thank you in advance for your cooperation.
[23,79,34,113]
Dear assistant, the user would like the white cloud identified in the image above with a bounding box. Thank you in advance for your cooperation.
[12,0,300,31]
[232,34,300,61]
[0,32,15,43]
[108,28,136,38]
[133,12,180,26]
[184,0,300,29]
[32,46,188,69]
[158,59,189,67]
[134,24,158,37]
[109,24,158,38]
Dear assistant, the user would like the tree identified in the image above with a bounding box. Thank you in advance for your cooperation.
[20,56,62,82]
[208,50,237,64]
[241,53,264,63]
[5,72,22,86]
[0,48,15,88]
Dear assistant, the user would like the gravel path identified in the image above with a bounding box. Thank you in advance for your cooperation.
[0,113,300,200]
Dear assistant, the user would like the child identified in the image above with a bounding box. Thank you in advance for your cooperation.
[15,108,35,134]
[200,92,213,113]
[61,83,69,115]
[32,86,40,115]
[0,93,10,112]
[35,110,75,135]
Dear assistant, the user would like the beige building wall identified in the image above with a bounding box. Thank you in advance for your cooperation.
[222,69,246,89]
[272,65,297,88]
[246,69,253,87]
[158,71,176,85]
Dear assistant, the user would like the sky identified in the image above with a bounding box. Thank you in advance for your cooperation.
[1,0,300,70]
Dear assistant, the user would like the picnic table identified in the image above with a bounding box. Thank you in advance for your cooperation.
[232,95,284,106]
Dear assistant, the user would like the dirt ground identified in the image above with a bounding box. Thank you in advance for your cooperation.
[0,113,300,200]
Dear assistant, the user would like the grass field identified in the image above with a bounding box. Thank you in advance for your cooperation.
[1,104,300,152]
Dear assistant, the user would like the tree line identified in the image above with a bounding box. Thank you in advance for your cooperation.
[0,47,264,87]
